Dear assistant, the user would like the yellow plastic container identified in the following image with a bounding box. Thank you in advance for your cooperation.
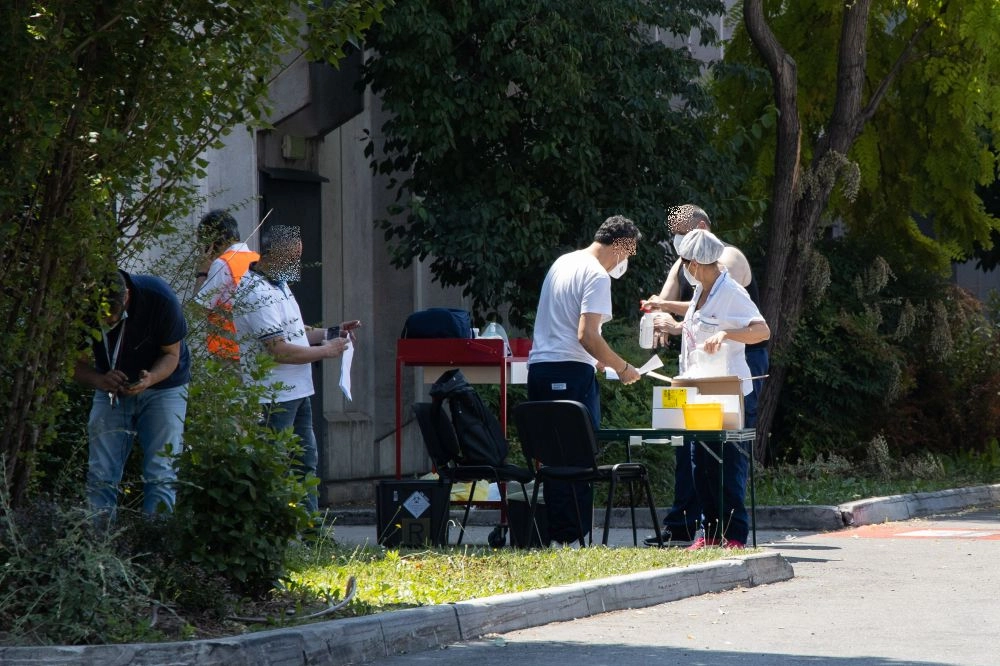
[682,403,724,430]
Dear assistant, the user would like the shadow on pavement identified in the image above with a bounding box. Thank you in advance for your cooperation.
[371,640,953,666]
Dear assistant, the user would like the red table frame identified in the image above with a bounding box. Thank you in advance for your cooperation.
[395,337,529,478]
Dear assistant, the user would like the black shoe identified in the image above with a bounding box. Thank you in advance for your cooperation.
[643,533,667,547]
[644,527,696,547]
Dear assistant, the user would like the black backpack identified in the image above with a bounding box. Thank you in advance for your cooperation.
[429,369,509,467]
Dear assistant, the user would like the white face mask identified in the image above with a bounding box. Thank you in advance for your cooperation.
[673,234,686,255]
[682,264,700,288]
[609,257,628,279]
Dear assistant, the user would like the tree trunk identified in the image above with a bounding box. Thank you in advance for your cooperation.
[744,0,875,462]
[743,0,801,461]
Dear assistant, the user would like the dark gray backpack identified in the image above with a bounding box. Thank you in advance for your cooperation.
[429,369,509,467]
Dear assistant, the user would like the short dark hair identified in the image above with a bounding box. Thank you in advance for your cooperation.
[666,204,711,234]
[593,215,641,245]
[198,209,240,247]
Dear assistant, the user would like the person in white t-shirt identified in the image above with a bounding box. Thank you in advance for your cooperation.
[527,214,642,543]
[232,224,359,515]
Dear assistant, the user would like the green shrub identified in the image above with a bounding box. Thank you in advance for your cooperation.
[172,353,316,598]
[0,496,156,645]
[771,235,1000,462]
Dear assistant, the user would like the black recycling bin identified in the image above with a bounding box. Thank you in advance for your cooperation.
[507,483,550,548]
[376,480,451,547]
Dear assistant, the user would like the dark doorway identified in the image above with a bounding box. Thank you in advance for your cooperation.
[259,169,329,446]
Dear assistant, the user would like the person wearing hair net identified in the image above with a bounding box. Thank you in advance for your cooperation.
[642,205,769,546]
[654,228,770,549]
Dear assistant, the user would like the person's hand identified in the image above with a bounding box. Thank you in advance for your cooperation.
[702,331,729,354]
[96,369,129,394]
[196,244,218,275]
[653,314,679,348]
[120,370,151,396]
[641,295,668,312]
[619,363,641,385]
[321,336,349,358]
[339,320,361,343]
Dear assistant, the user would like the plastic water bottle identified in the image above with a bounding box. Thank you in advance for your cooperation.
[481,321,511,356]
[639,313,655,349]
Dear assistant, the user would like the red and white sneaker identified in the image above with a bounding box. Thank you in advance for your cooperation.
[685,536,721,551]
[723,539,746,550]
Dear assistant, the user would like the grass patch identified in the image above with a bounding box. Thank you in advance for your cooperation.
[279,540,741,620]
[754,441,1000,506]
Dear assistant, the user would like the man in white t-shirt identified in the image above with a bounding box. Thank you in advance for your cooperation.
[232,224,359,515]
[527,215,642,543]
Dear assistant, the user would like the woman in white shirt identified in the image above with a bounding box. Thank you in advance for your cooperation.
[659,229,770,550]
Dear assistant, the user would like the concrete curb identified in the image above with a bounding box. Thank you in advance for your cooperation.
[326,483,1000,532]
[0,553,792,666]
[839,483,1000,526]
[451,552,792,639]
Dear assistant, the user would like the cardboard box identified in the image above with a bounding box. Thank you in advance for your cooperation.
[652,386,694,428]
[653,386,697,408]
[668,376,745,430]
[652,407,686,428]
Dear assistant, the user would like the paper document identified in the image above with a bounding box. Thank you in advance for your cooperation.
[604,355,664,381]
[636,355,664,375]
[339,339,354,401]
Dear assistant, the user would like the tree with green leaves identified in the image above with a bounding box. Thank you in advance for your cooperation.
[720,0,1000,458]
[364,0,756,328]
[0,0,388,506]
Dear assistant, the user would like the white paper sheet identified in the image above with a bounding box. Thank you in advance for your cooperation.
[636,355,664,374]
[604,354,664,381]
[339,339,354,401]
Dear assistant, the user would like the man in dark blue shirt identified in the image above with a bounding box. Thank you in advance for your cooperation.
[74,270,190,517]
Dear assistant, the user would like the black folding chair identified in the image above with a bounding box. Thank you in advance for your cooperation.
[513,400,663,547]
[413,402,534,546]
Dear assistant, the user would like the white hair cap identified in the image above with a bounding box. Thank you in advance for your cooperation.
[677,228,724,263]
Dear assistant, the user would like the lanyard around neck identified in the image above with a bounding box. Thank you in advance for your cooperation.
[102,314,127,371]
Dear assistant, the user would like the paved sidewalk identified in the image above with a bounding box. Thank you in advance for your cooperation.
[2,484,998,665]
[370,506,1000,666]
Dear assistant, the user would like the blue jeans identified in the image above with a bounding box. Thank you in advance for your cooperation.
[262,397,319,514]
[527,361,599,543]
[87,385,188,516]
[667,345,769,540]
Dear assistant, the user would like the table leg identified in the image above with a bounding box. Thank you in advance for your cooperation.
[718,442,725,544]
[749,439,756,547]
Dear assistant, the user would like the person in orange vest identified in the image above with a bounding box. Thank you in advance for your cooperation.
[193,209,260,360]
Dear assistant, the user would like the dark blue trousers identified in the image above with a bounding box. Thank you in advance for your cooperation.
[667,346,769,542]
[526,361,599,544]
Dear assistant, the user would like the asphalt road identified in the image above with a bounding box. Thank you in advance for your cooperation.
[363,507,1000,666]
